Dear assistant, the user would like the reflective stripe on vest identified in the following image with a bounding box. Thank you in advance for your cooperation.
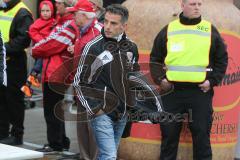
[167,65,213,72]
[0,2,31,43]
[165,19,211,83]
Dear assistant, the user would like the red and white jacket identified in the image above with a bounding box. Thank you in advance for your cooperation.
[74,19,102,69]
[32,13,78,83]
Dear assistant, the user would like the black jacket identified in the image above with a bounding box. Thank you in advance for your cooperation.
[0,31,6,86]
[150,13,228,88]
[74,29,163,121]
[0,0,33,59]
[73,29,140,120]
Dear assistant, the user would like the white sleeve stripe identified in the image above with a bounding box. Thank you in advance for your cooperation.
[0,32,7,86]
[3,44,6,86]
[94,23,102,32]
[73,35,103,115]
[62,29,75,39]
[75,87,94,115]
[53,35,73,45]
[33,20,72,48]
[129,76,163,112]
[74,35,102,85]
[73,35,103,114]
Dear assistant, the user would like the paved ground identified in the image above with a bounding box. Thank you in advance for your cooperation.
[22,100,80,159]
[24,105,78,151]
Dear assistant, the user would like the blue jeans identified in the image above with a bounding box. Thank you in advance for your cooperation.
[32,58,42,74]
[91,114,127,160]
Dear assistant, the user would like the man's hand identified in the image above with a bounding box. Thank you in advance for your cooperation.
[198,80,211,93]
[160,79,173,92]
[67,45,74,54]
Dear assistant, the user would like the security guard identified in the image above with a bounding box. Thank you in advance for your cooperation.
[0,0,33,145]
[150,0,228,159]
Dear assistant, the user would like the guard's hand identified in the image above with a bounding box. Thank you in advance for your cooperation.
[67,45,74,54]
[198,80,211,93]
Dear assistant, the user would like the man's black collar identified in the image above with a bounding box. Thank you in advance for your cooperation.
[101,28,127,42]
[179,12,201,25]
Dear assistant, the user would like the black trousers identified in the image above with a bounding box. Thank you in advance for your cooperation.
[43,82,69,150]
[0,59,27,138]
[160,88,213,160]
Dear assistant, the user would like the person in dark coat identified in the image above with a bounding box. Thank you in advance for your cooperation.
[150,0,228,159]
[0,0,33,145]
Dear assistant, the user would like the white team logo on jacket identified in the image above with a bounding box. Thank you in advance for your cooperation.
[98,50,114,65]
[127,52,133,62]
[126,52,133,68]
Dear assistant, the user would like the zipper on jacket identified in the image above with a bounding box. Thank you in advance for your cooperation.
[103,86,107,109]
[118,50,127,118]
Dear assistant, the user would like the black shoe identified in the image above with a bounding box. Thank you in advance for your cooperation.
[0,136,23,145]
[0,135,8,140]
[63,137,70,151]
[35,144,62,154]
[58,153,80,160]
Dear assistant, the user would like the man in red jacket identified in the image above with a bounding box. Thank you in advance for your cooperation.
[32,0,78,153]
[67,0,102,159]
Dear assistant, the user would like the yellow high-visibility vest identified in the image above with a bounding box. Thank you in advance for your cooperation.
[0,2,31,43]
[165,19,212,83]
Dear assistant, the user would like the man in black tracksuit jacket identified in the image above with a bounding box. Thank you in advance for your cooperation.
[73,30,163,121]
[74,30,141,120]
[73,29,141,160]
[150,1,228,159]
[0,0,33,145]
[74,4,163,159]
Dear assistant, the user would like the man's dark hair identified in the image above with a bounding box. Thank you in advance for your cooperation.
[105,4,129,23]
